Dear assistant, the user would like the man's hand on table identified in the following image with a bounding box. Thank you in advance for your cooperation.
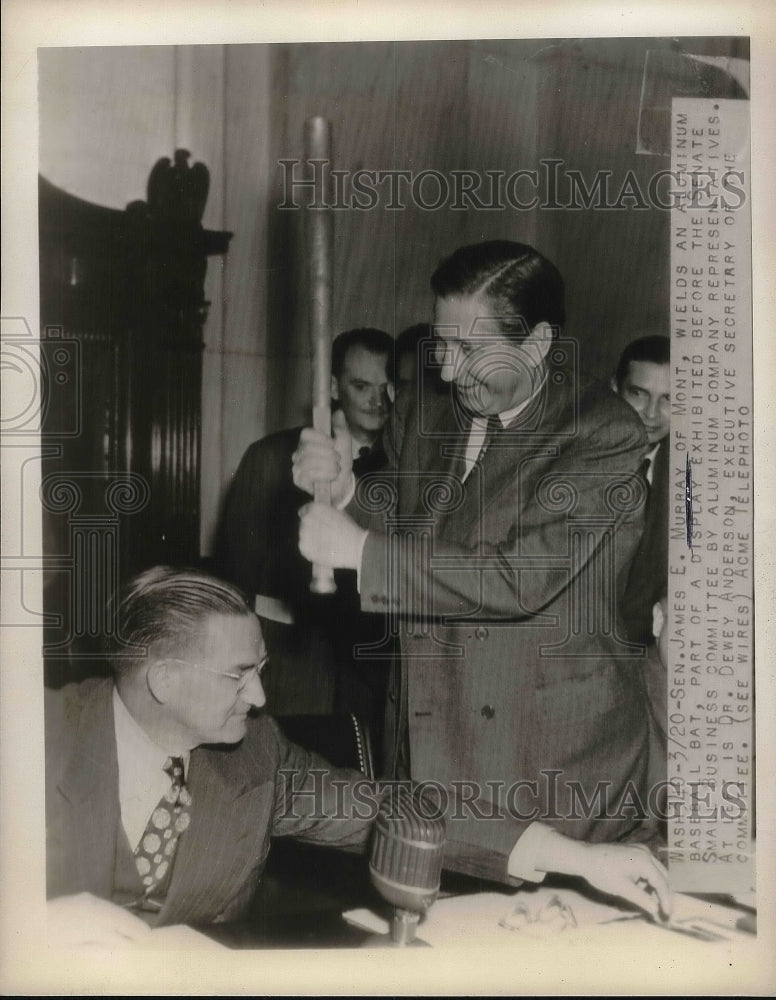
[47,892,151,947]
[533,832,673,921]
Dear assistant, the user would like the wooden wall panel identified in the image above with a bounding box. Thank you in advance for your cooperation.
[199,45,273,552]
[257,38,544,440]
[265,41,401,431]
[389,41,470,332]
[174,46,228,554]
[531,38,671,379]
[463,39,541,249]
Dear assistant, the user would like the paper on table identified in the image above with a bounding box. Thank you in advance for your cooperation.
[346,888,758,949]
[417,889,623,946]
[344,889,624,946]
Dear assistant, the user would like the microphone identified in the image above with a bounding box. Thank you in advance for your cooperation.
[368,784,446,946]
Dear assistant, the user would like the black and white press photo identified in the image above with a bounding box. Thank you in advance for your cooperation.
[1,3,772,995]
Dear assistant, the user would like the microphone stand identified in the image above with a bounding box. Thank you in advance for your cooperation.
[365,786,446,948]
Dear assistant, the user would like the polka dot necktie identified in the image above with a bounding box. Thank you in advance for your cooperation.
[133,756,192,905]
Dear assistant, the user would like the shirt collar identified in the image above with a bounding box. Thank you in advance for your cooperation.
[471,369,548,429]
[113,686,189,782]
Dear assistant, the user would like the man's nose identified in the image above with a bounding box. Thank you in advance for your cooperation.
[242,669,266,709]
[644,394,659,419]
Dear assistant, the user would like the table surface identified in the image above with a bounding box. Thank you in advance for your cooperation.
[197,839,518,948]
[193,839,756,950]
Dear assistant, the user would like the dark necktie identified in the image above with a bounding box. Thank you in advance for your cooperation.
[466,415,501,475]
[460,415,501,487]
[132,756,192,909]
[353,444,373,478]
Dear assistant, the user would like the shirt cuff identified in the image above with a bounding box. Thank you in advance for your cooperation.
[651,599,665,640]
[337,472,356,510]
[507,822,561,882]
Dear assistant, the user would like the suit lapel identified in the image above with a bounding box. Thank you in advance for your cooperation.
[413,390,472,535]
[159,742,271,925]
[640,439,669,564]
[434,376,557,545]
[651,438,669,499]
[401,390,461,516]
[56,681,120,899]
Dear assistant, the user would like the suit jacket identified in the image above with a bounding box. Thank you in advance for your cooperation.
[45,678,537,906]
[619,438,669,644]
[353,362,657,849]
[216,425,386,610]
[215,426,390,721]
[45,679,374,926]
[216,426,316,608]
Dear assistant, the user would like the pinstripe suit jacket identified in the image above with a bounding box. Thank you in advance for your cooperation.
[354,363,659,857]
[45,679,374,926]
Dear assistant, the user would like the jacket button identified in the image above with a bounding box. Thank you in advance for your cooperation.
[475,626,489,640]
[481,704,495,719]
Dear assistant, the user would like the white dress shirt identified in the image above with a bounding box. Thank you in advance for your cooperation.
[460,378,547,481]
[112,688,190,851]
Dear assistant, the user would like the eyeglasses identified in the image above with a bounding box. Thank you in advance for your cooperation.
[164,656,268,694]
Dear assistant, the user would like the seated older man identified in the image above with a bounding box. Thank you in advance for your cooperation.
[46,566,671,945]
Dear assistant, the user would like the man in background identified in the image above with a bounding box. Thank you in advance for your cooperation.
[612,334,671,803]
[612,334,671,646]
[215,328,394,750]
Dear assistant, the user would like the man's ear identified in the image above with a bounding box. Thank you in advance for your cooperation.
[610,375,619,395]
[146,659,172,705]
[330,374,339,401]
[524,321,553,364]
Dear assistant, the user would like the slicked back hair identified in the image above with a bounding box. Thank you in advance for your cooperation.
[430,241,565,342]
[615,335,670,390]
[114,566,252,675]
[331,327,394,380]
